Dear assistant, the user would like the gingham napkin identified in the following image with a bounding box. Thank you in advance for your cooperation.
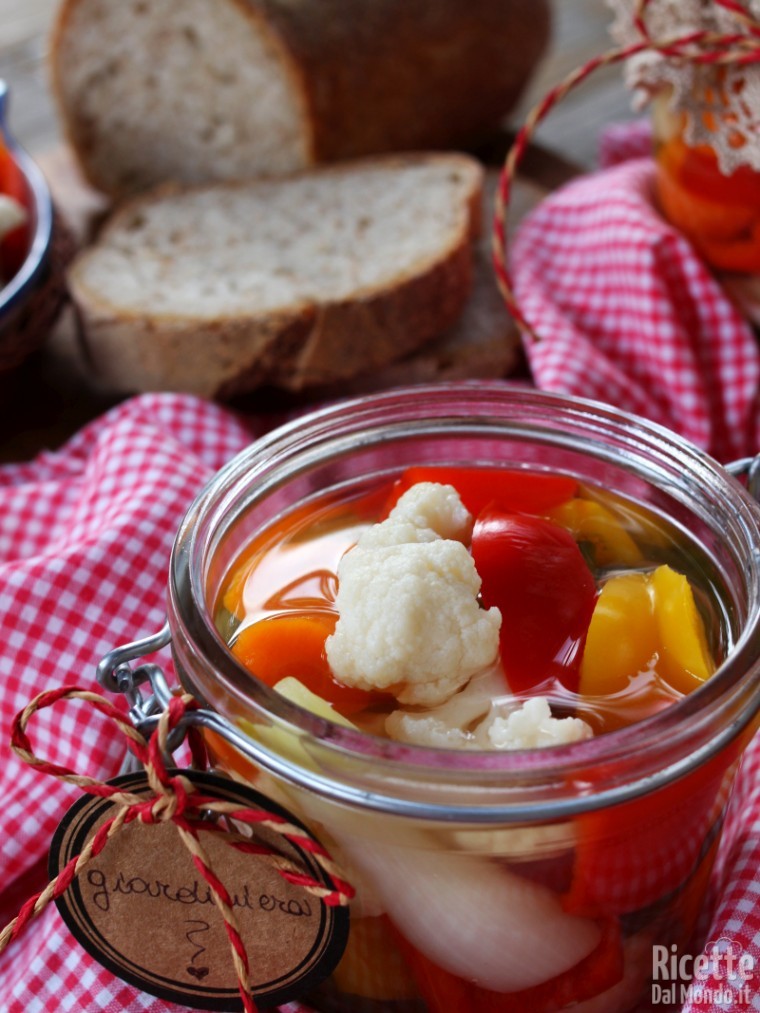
[0,394,269,1012]
[0,395,757,1013]
[510,120,760,464]
[507,121,760,1010]
[0,394,313,1013]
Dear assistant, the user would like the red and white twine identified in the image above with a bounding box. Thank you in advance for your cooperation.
[0,686,354,1013]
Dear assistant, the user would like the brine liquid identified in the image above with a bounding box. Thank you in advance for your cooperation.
[208,471,740,1013]
[214,474,730,736]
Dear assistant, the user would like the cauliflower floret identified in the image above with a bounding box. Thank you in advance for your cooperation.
[328,540,501,706]
[485,697,593,750]
[387,675,594,752]
[387,481,473,543]
[386,666,506,747]
[386,712,474,748]
[325,483,501,706]
[359,482,472,550]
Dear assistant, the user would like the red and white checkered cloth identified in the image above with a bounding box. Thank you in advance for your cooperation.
[0,394,266,1012]
[0,391,756,1013]
[510,120,760,464]
[2,124,760,1007]
[507,122,760,1009]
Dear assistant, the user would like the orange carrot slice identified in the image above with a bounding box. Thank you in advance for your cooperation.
[232,611,388,716]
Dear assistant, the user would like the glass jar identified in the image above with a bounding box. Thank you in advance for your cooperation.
[158,382,760,1013]
[652,86,760,275]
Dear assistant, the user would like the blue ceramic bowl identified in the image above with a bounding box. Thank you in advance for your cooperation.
[0,80,70,370]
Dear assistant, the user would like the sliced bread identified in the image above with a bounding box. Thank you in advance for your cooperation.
[68,154,484,398]
[50,0,550,197]
[320,172,544,396]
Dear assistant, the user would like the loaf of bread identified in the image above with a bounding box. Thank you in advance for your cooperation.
[67,154,484,398]
[50,0,550,197]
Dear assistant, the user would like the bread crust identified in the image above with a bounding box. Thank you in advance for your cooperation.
[72,248,475,399]
[50,0,550,196]
[313,171,527,397]
[252,0,552,161]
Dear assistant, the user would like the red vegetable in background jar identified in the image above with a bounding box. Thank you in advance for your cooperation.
[651,84,760,275]
[0,141,30,282]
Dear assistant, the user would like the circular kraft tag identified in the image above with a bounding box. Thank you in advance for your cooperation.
[49,769,349,1011]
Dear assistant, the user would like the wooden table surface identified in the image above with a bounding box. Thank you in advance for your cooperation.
[0,0,638,462]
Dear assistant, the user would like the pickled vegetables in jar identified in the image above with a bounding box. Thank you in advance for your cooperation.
[608,1,760,278]
[653,87,760,275]
[0,141,30,284]
[217,467,723,737]
[209,464,735,1013]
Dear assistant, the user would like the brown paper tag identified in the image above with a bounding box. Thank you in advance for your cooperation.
[49,769,349,1010]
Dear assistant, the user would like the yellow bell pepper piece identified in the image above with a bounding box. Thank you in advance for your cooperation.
[579,572,658,696]
[650,564,715,692]
[547,499,643,567]
[272,676,356,728]
[204,678,356,786]
[579,565,715,697]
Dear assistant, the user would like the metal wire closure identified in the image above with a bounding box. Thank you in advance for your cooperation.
[726,454,760,502]
[97,627,293,782]
[96,624,186,751]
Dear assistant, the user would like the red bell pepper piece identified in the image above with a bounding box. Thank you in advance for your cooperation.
[656,160,758,244]
[394,918,623,1012]
[563,733,746,919]
[0,141,30,281]
[471,510,597,693]
[690,225,760,275]
[384,466,577,520]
